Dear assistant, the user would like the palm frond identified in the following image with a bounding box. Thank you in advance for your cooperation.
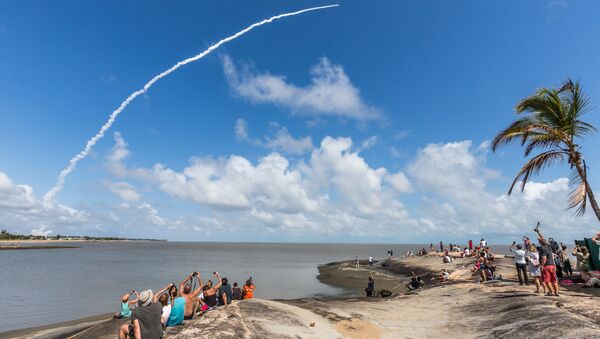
[507,150,567,195]
[568,163,588,216]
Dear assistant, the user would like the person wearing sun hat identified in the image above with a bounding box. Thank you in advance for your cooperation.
[118,289,163,339]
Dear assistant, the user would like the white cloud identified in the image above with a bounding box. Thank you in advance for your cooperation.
[234,120,313,155]
[407,140,597,240]
[358,135,378,152]
[105,133,413,235]
[137,203,167,226]
[234,118,251,141]
[264,123,313,155]
[108,181,141,202]
[0,171,89,234]
[31,224,53,236]
[223,55,380,121]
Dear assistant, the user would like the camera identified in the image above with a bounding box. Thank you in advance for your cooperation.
[192,272,198,277]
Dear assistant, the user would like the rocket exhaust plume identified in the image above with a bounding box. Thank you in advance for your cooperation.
[43,4,339,204]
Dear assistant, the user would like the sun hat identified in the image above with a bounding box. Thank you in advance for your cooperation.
[138,289,153,307]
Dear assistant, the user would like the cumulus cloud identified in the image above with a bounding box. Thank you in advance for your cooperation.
[137,203,167,226]
[234,119,313,155]
[31,224,53,236]
[223,55,380,121]
[108,181,141,202]
[408,140,597,240]
[106,133,412,235]
[0,171,89,233]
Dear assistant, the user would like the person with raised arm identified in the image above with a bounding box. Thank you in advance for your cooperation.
[510,241,528,286]
[152,283,174,327]
[179,272,203,320]
[202,272,224,309]
[114,291,138,319]
[118,289,162,339]
[534,223,559,296]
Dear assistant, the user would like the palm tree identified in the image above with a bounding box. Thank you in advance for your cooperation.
[492,79,600,222]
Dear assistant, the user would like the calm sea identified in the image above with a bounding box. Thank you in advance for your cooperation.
[1,241,428,333]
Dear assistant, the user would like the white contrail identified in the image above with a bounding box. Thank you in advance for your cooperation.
[43,4,339,204]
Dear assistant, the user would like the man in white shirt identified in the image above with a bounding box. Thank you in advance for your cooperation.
[510,241,529,285]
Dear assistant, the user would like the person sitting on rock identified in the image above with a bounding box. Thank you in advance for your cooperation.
[232,282,243,301]
[114,291,138,319]
[242,278,256,299]
[118,289,162,339]
[218,277,233,306]
[202,272,224,309]
[179,272,203,320]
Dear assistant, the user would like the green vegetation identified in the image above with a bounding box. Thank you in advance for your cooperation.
[492,79,600,222]
[0,229,165,241]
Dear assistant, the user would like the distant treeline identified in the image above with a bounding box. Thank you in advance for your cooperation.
[0,230,165,242]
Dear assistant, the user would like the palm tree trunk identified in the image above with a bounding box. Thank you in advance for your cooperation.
[573,160,600,223]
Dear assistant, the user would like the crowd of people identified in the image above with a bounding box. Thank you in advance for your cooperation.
[115,272,255,339]
[505,224,600,295]
[358,227,600,300]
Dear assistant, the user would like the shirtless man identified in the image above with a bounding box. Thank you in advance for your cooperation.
[179,272,203,319]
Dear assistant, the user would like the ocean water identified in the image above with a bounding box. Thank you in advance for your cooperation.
[0,241,425,332]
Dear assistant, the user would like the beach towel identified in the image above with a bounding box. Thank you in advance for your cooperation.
[585,238,600,270]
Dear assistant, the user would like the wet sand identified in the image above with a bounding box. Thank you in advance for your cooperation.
[6,254,600,338]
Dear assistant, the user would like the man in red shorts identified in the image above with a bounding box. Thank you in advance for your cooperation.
[539,238,559,296]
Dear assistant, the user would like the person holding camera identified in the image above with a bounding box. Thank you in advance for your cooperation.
[114,291,138,319]
[118,289,162,339]
[510,241,528,285]
[201,272,224,309]
[179,272,203,320]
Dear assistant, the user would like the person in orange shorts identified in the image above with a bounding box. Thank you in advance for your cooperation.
[242,278,255,299]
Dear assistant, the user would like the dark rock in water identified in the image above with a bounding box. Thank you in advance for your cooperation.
[379,289,392,297]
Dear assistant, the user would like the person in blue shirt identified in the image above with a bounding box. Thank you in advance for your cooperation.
[114,291,138,318]
[166,284,186,327]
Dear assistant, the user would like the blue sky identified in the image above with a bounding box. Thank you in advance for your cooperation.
[1,0,599,242]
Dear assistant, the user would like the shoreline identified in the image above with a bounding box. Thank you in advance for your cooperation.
[0,245,80,250]
[5,254,600,338]
[0,239,163,244]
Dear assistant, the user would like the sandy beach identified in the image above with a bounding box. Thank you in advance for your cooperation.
[5,253,600,338]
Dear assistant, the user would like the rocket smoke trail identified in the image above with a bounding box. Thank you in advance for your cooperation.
[43,4,339,204]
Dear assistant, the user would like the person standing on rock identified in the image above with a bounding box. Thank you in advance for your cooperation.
[365,273,375,297]
[539,239,559,296]
[355,256,360,268]
[510,241,529,286]
[439,241,443,253]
